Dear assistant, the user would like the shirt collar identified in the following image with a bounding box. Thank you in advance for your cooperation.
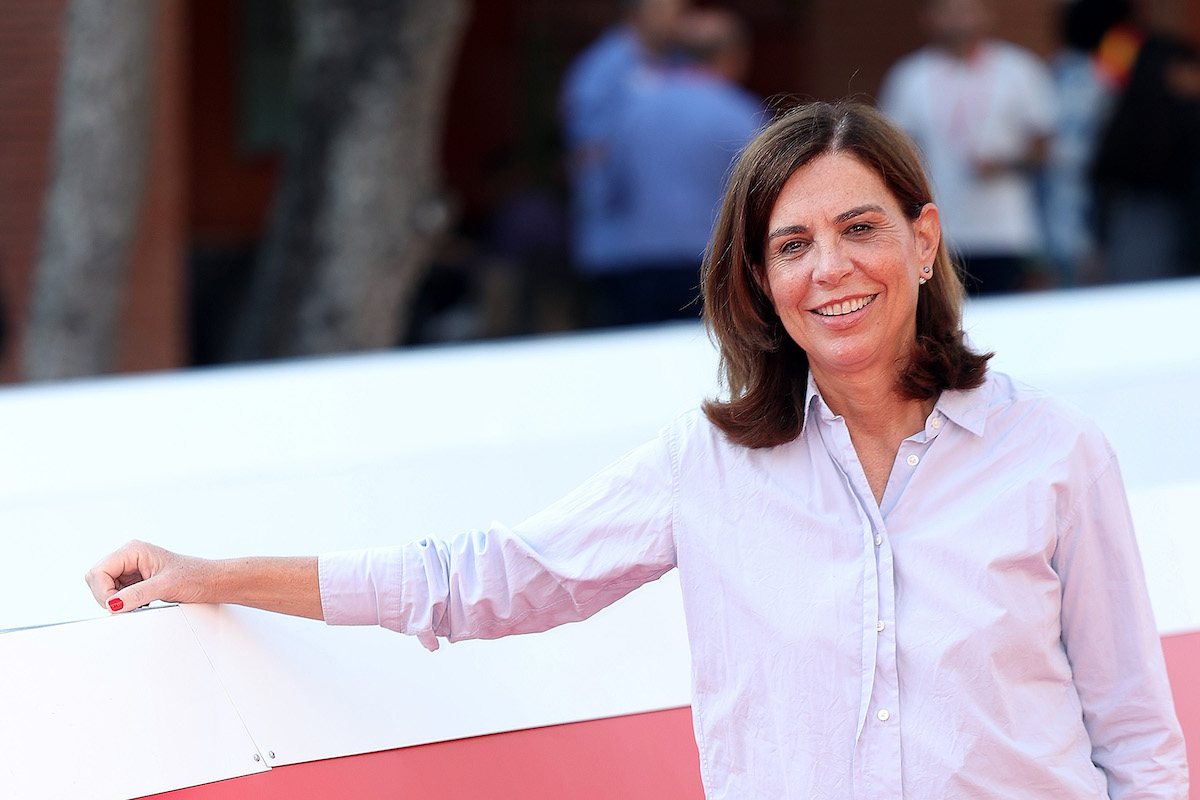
[801,371,990,438]
[801,372,835,437]
[930,376,990,437]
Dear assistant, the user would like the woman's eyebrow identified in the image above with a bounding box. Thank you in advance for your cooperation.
[767,224,807,240]
[834,204,885,224]
[768,204,888,241]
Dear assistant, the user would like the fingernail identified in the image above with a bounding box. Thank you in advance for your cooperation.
[108,597,124,612]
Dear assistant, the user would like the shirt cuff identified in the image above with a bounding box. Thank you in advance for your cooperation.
[318,547,403,629]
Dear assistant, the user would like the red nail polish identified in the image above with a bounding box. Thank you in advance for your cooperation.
[108,597,124,612]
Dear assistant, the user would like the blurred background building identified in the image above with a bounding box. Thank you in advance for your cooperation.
[1,0,1197,384]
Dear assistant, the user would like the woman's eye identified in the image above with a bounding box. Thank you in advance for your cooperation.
[846,222,872,234]
[779,240,806,254]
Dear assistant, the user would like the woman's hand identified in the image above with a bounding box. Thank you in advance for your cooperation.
[85,540,213,613]
[85,541,324,619]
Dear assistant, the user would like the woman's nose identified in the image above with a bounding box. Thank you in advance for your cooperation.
[812,242,853,285]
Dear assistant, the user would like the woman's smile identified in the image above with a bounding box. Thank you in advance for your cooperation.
[812,293,878,317]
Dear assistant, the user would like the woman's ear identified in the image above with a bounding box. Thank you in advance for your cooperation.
[913,203,941,267]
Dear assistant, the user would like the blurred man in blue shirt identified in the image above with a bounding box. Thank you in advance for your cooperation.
[559,0,689,314]
[595,9,764,325]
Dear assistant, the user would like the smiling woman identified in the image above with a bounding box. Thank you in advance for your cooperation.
[86,101,1188,800]
[702,101,990,452]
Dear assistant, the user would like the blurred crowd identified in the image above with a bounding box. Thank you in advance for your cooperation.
[414,0,1200,343]
[881,0,1200,295]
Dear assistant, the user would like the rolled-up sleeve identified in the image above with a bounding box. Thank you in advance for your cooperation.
[319,432,679,652]
[1054,452,1189,799]
[319,546,403,628]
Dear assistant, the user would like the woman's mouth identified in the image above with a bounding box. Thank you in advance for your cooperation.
[812,294,878,317]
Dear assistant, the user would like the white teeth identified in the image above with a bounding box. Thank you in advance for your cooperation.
[815,294,876,316]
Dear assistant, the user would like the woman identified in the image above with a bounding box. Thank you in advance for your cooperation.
[87,102,1186,798]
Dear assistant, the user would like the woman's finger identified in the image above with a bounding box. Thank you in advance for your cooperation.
[84,540,158,609]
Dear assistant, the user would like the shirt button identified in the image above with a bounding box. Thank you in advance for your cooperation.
[874,534,883,546]
[931,417,942,429]
[877,619,886,632]
[906,454,919,466]
[877,709,890,721]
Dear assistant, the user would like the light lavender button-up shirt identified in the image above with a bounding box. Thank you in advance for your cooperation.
[319,370,1187,799]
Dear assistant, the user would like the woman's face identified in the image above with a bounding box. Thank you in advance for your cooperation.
[759,152,940,388]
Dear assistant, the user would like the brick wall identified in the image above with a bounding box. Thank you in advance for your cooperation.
[0,0,68,382]
[119,0,187,376]
[0,0,185,384]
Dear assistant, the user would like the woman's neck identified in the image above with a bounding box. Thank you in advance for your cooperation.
[813,370,936,504]
[816,366,926,428]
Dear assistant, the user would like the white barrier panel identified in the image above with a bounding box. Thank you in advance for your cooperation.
[177,576,690,768]
[0,608,268,800]
[1,278,1198,799]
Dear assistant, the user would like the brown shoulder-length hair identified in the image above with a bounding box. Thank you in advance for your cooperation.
[702,100,991,449]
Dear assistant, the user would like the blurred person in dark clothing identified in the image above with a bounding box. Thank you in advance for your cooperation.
[1090,0,1200,281]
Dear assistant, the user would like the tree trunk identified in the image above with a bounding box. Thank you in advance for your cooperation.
[228,0,469,362]
[23,0,156,380]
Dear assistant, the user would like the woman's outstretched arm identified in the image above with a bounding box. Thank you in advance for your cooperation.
[85,540,322,620]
